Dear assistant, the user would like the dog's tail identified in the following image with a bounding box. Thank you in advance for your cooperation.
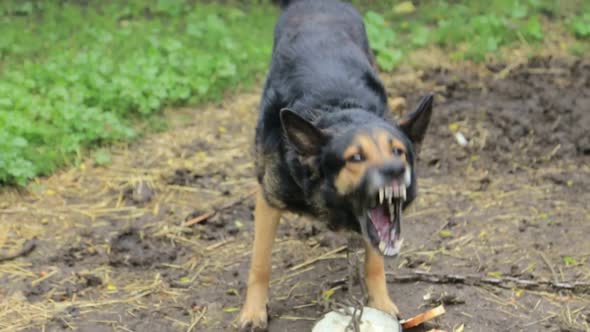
[272,0,305,9]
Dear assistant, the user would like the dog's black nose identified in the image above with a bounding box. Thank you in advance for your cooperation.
[381,160,405,179]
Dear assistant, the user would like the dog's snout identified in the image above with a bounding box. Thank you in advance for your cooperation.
[381,160,405,179]
[365,161,406,193]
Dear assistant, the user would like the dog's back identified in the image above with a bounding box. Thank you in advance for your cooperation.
[255,0,391,213]
[267,0,387,116]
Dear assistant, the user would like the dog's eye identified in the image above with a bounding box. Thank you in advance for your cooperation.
[392,148,404,156]
[347,153,365,163]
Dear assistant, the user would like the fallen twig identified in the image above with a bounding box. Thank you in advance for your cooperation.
[289,245,347,271]
[386,270,590,294]
[184,211,216,227]
[537,250,560,285]
[187,307,207,332]
[182,188,257,227]
[0,240,36,263]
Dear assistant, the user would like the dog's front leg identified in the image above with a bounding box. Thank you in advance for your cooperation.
[364,241,400,317]
[239,190,282,331]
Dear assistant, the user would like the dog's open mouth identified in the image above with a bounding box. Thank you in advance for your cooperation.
[366,180,405,256]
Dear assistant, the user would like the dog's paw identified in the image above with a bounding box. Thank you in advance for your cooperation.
[238,305,268,332]
[368,297,400,317]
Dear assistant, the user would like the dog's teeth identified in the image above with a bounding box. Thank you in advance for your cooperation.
[389,246,400,256]
[378,241,386,252]
[387,186,393,201]
[401,187,406,201]
[388,246,397,256]
[384,247,390,255]
[405,167,412,187]
[379,188,384,204]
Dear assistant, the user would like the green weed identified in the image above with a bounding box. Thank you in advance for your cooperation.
[562,256,579,267]
[1,0,588,186]
[0,1,276,185]
[364,11,403,71]
[568,13,590,39]
[363,0,588,66]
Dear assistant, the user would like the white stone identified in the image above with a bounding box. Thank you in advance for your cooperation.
[312,307,401,332]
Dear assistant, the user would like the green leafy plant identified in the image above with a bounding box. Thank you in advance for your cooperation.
[360,0,586,64]
[0,1,276,185]
[364,11,403,71]
[1,0,587,185]
[569,13,590,39]
[563,256,578,266]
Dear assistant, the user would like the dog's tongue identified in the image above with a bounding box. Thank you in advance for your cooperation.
[369,198,403,256]
[369,206,390,240]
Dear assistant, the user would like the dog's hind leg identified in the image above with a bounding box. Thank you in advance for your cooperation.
[239,189,282,331]
[364,241,400,317]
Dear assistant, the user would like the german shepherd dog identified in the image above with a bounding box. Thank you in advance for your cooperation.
[239,0,433,329]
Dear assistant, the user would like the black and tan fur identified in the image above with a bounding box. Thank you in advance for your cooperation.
[239,0,433,329]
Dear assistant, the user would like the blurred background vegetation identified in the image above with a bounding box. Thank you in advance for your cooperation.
[0,0,588,186]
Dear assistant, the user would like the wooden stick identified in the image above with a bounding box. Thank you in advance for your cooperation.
[385,270,590,294]
[289,245,347,271]
[182,188,257,227]
[186,307,207,332]
[183,211,215,227]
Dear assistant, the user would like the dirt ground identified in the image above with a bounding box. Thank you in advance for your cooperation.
[1,56,589,332]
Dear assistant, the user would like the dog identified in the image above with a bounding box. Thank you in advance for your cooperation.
[239,0,433,329]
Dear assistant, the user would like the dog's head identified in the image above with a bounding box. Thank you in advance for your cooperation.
[280,94,433,256]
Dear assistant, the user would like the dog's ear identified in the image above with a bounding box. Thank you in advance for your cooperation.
[280,108,327,156]
[399,93,433,148]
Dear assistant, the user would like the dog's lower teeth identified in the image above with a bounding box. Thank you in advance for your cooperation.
[387,246,397,256]
[379,241,386,252]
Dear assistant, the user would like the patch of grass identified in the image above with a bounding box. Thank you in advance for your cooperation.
[568,12,590,39]
[362,0,590,68]
[562,256,579,267]
[0,0,276,185]
[2,0,588,186]
[364,11,403,70]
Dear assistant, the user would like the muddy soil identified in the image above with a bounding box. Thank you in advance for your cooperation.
[0,57,589,332]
